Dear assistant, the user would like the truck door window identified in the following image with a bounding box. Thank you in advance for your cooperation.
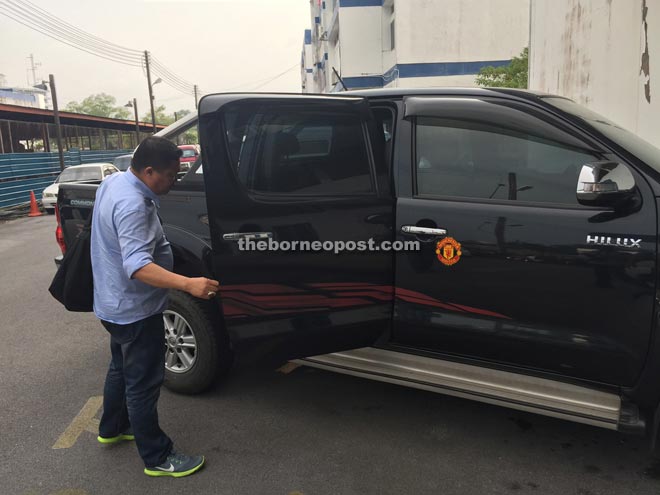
[415,117,600,205]
[223,108,375,196]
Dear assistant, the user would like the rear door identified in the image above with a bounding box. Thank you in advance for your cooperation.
[199,94,394,362]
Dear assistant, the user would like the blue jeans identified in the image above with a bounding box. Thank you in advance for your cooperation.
[99,313,173,468]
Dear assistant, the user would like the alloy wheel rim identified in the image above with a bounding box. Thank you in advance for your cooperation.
[163,310,197,374]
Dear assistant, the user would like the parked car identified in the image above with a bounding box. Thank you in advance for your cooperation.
[177,144,199,173]
[56,88,660,444]
[42,163,118,213]
[112,154,133,172]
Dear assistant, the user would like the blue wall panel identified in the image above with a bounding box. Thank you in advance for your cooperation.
[0,149,132,209]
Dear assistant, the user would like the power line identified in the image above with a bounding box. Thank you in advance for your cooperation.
[0,8,143,67]
[8,0,142,57]
[1,0,143,64]
[1,0,300,98]
[0,0,198,94]
[151,57,196,91]
[251,63,300,90]
[150,68,195,95]
[150,63,201,97]
[216,63,300,93]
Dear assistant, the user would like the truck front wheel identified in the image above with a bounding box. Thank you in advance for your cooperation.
[162,290,233,394]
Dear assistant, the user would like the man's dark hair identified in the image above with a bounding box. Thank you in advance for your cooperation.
[132,137,182,172]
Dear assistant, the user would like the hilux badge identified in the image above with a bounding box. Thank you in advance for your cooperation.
[586,235,642,248]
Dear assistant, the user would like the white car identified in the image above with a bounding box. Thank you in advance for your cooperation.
[42,163,119,213]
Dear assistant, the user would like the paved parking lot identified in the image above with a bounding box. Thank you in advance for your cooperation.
[3,214,660,495]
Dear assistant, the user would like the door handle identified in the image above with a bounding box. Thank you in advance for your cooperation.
[400,225,447,236]
[223,232,273,241]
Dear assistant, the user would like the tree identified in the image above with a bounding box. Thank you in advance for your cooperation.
[174,109,191,119]
[141,107,198,143]
[65,93,131,119]
[475,48,528,89]
[142,105,174,126]
[172,109,198,144]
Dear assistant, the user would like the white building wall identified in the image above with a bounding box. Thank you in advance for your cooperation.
[302,39,315,93]
[381,0,396,74]
[394,0,530,64]
[326,38,341,89]
[304,0,529,92]
[0,87,47,109]
[337,6,383,78]
[385,0,529,87]
[529,0,660,147]
[301,28,315,93]
[385,75,478,88]
[640,0,659,144]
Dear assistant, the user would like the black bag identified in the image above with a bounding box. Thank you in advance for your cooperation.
[48,213,94,312]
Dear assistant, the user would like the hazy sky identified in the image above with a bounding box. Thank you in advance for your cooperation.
[0,0,311,117]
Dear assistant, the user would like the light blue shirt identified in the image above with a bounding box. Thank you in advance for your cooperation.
[91,170,173,324]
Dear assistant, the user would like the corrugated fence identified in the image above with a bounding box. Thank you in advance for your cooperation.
[0,149,132,209]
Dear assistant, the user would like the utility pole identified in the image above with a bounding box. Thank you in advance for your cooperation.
[144,50,157,133]
[194,85,199,109]
[49,74,65,172]
[27,54,41,86]
[132,98,140,145]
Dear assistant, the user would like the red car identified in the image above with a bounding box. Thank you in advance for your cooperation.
[178,144,200,172]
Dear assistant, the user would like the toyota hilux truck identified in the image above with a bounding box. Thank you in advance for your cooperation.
[55,88,660,444]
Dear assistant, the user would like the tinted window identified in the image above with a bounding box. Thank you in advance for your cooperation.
[181,149,197,158]
[224,108,374,195]
[288,126,332,158]
[415,117,599,205]
[113,156,132,171]
[158,116,199,151]
[57,167,102,183]
[543,96,660,173]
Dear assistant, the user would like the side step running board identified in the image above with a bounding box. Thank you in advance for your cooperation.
[296,348,623,430]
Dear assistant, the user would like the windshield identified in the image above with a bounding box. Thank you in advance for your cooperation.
[113,156,132,171]
[181,149,197,158]
[543,96,660,173]
[57,167,101,183]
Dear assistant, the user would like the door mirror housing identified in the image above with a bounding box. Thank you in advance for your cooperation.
[577,161,639,209]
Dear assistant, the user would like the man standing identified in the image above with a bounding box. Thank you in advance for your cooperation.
[91,137,219,478]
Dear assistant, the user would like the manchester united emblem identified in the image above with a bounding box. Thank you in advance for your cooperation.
[436,237,462,266]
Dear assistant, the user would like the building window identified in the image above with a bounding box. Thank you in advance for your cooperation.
[390,20,395,51]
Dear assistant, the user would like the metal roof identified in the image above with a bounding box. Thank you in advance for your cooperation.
[0,103,165,132]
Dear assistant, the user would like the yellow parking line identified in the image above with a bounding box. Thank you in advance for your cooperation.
[52,396,103,449]
[84,418,101,434]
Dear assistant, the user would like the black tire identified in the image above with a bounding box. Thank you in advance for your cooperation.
[163,290,233,394]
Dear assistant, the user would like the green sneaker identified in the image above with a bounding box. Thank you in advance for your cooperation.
[97,428,135,444]
[144,451,205,478]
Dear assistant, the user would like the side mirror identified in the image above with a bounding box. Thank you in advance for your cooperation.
[577,161,639,208]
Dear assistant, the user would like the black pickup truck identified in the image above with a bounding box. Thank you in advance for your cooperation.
[56,88,660,442]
